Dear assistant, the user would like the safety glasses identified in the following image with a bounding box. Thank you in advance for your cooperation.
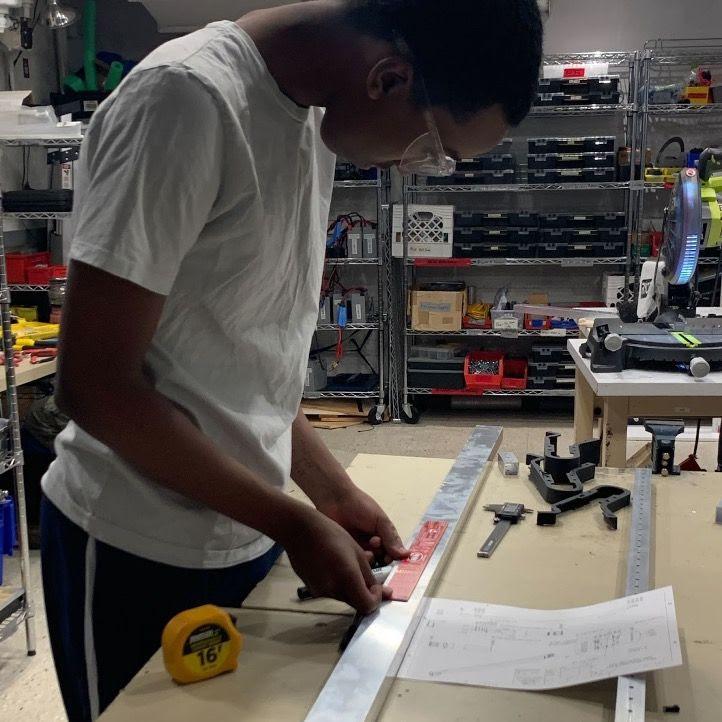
[395,36,456,178]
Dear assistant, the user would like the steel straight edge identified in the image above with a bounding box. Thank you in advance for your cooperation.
[304,425,503,722]
[614,468,653,722]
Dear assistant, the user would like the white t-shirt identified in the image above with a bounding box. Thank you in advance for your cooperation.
[42,21,336,569]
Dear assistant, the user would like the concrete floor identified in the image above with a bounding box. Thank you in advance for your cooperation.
[1,411,720,721]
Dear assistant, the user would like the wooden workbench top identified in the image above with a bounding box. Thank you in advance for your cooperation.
[101,450,722,722]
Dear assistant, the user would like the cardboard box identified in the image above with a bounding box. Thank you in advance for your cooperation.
[411,290,466,332]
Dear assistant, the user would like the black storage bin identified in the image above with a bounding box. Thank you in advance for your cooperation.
[566,239,596,257]
[483,169,516,185]
[478,240,514,257]
[594,240,626,257]
[479,211,510,226]
[583,136,616,152]
[528,154,556,170]
[558,169,585,183]
[538,78,563,93]
[454,211,486,227]
[453,171,486,185]
[456,158,485,172]
[540,228,569,243]
[481,228,511,242]
[560,78,592,94]
[568,229,599,242]
[529,169,556,183]
[584,152,616,168]
[536,92,566,106]
[509,211,539,227]
[588,90,621,104]
[408,358,466,390]
[540,213,569,228]
[528,361,557,374]
[528,375,558,389]
[512,227,540,244]
[598,227,628,243]
[455,227,486,243]
[482,154,515,170]
[583,167,616,182]
[567,213,597,228]
[528,137,557,154]
[556,138,586,153]
[531,345,572,362]
[453,243,483,258]
[598,212,626,228]
[589,76,620,94]
[538,241,569,257]
[555,153,587,168]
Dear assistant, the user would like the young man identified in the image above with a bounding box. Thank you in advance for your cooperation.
[40,0,542,718]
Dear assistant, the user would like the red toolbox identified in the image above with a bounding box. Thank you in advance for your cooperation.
[26,264,67,284]
[464,351,504,390]
[6,252,51,283]
[502,357,528,389]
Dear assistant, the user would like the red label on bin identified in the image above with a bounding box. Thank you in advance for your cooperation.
[563,67,586,78]
[388,520,448,602]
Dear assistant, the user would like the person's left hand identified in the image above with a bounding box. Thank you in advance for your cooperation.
[316,486,410,565]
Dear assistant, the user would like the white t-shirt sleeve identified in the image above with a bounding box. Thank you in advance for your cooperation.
[70,67,224,295]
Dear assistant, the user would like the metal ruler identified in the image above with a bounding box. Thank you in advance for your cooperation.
[304,425,502,722]
[614,469,653,722]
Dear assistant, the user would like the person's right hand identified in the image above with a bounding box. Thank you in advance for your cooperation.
[283,508,388,615]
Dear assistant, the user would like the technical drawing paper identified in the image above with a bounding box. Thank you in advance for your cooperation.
[398,586,682,690]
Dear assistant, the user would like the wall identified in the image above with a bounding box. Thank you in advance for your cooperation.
[543,0,722,53]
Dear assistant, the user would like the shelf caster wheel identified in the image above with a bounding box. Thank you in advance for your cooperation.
[401,404,421,425]
[367,407,384,426]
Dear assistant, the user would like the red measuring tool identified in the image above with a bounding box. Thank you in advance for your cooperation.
[387,520,449,602]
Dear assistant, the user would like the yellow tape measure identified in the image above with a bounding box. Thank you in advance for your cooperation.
[162,605,243,685]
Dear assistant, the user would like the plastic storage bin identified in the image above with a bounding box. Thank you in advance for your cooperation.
[464,351,504,390]
[502,358,528,389]
[408,358,466,390]
[5,252,51,284]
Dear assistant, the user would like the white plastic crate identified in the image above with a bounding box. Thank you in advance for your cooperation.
[392,204,454,258]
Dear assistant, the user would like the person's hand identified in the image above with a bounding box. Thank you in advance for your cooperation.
[316,486,410,565]
[282,507,387,615]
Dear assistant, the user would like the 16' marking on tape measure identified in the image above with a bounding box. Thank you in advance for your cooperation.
[388,520,449,602]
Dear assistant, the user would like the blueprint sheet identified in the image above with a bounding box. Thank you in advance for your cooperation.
[398,586,682,690]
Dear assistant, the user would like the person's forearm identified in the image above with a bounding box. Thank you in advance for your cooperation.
[291,409,356,507]
[58,376,312,545]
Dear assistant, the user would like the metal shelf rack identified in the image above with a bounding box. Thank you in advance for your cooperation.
[407,257,628,267]
[0,197,37,656]
[407,388,575,397]
[634,38,722,303]
[305,173,390,421]
[390,50,640,423]
[409,181,633,193]
[0,134,79,654]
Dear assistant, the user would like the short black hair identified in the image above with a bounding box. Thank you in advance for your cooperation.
[344,0,543,126]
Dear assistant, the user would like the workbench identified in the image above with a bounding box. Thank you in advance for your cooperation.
[100,429,722,722]
[569,338,722,467]
[0,357,56,393]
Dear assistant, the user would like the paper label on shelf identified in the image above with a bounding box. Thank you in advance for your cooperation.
[493,318,520,331]
[541,329,569,337]
[398,586,682,691]
[561,258,594,267]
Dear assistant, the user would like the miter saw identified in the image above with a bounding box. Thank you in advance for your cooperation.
[584,150,722,378]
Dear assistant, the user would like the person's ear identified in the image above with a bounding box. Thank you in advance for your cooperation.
[366,57,413,101]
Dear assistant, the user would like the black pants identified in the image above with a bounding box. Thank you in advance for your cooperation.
[40,495,282,721]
